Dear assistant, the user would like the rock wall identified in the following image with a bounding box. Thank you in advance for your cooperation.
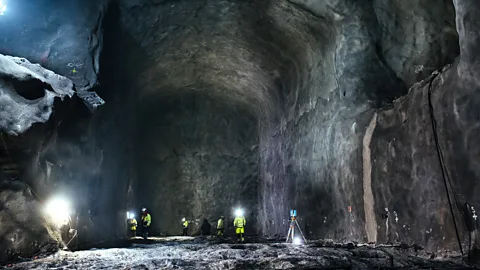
[260,0,478,256]
[0,179,59,263]
[135,93,259,235]
[0,0,114,263]
[371,0,480,254]
[0,0,479,263]
[0,0,107,90]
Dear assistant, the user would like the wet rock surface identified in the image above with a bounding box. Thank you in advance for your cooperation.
[4,238,475,270]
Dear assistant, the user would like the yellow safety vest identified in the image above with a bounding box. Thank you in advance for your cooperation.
[141,214,151,227]
[217,219,224,229]
[130,218,137,231]
[183,220,189,228]
[234,216,246,228]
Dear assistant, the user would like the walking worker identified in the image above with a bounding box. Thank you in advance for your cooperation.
[182,217,189,236]
[233,209,246,242]
[141,208,151,239]
[217,216,225,238]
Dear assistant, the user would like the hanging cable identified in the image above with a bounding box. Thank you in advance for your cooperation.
[426,69,464,257]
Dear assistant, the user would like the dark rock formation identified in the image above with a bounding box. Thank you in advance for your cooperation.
[0,54,74,135]
[135,93,258,236]
[0,179,59,264]
[200,218,212,235]
[0,0,108,91]
[0,0,479,265]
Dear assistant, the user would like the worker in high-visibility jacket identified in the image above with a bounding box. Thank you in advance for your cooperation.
[217,216,225,238]
[234,214,246,242]
[182,217,189,236]
[129,217,138,237]
[141,208,151,239]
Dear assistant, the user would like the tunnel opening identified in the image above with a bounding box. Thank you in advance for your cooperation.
[134,92,260,236]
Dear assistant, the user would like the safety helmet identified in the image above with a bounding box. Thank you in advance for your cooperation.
[142,208,146,212]
[182,217,186,221]
[220,216,224,219]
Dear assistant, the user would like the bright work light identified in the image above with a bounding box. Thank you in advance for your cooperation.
[0,1,6,15]
[235,208,244,217]
[44,196,71,227]
[293,237,302,245]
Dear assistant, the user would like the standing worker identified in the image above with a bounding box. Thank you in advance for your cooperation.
[128,213,138,237]
[234,209,246,242]
[141,208,151,239]
[182,217,189,236]
[217,216,225,238]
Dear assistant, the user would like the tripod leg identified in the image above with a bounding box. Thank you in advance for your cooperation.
[286,227,292,243]
[295,220,308,243]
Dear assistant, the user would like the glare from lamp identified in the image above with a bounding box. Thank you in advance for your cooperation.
[44,196,71,227]
[0,1,6,16]
[293,237,302,245]
[235,208,244,217]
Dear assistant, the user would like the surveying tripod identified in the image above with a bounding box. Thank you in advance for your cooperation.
[286,210,307,244]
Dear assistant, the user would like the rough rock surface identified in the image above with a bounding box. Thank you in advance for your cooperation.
[0,1,108,263]
[135,93,259,235]
[0,178,59,264]
[370,0,480,255]
[258,0,463,252]
[5,239,474,270]
[0,54,74,135]
[0,0,108,91]
[0,0,479,265]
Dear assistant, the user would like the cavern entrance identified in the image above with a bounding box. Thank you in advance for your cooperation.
[134,92,259,235]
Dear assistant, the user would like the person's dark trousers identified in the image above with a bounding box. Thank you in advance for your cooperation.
[143,226,149,239]
[182,228,188,236]
[130,230,136,237]
[217,229,224,238]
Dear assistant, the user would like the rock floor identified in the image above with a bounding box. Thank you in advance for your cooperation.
[2,237,478,269]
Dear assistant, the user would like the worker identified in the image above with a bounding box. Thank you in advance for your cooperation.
[217,216,225,238]
[140,208,151,239]
[128,215,138,237]
[234,210,246,242]
[182,217,189,236]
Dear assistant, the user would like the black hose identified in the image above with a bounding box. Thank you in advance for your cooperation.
[426,70,464,257]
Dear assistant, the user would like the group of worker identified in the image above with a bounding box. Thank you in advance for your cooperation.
[127,208,247,242]
[127,208,151,239]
